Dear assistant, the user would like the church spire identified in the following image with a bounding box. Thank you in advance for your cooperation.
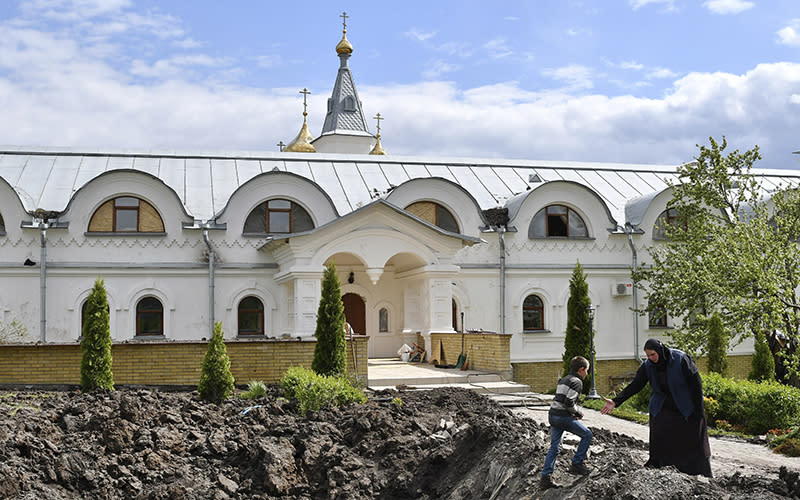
[312,12,374,153]
[283,88,316,153]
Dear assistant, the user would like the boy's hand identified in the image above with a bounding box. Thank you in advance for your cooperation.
[600,397,616,415]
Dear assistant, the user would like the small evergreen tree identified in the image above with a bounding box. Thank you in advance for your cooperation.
[563,262,592,392]
[707,311,728,375]
[198,322,235,403]
[749,330,776,382]
[80,278,114,391]
[312,263,347,377]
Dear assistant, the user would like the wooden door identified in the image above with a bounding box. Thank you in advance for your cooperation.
[342,293,366,335]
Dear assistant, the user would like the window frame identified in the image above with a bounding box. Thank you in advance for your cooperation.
[378,307,389,333]
[653,208,685,240]
[87,196,165,234]
[135,296,164,337]
[522,294,545,332]
[243,199,314,235]
[648,304,669,328]
[238,296,265,336]
[405,201,460,233]
[529,204,589,239]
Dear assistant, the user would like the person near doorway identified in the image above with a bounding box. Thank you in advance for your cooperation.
[540,356,593,489]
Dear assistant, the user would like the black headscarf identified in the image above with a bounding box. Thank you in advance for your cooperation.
[644,338,670,370]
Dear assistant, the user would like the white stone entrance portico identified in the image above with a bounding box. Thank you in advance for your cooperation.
[261,200,483,358]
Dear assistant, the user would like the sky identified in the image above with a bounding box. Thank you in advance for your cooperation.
[0,0,799,169]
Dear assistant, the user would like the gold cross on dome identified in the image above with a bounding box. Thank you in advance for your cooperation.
[340,11,349,30]
[299,88,311,115]
[277,141,285,151]
[373,113,384,134]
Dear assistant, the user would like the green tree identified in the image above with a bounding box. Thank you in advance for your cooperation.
[633,137,800,383]
[706,311,728,376]
[563,262,592,392]
[749,330,776,382]
[80,278,114,391]
[312,263,347,377]
[198,322,235,403]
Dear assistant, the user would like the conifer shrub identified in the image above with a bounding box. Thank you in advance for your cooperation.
[80,278,114,391]
[280,366,365,414]
[198,322,235,404]
[706,312,728,375]
[563,261,593,393]
[312,263,347,377]
[749,330,775,382]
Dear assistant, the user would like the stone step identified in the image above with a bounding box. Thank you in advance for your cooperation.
[367,380,532,394]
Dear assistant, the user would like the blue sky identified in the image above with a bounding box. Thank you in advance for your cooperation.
[1,0,799,169]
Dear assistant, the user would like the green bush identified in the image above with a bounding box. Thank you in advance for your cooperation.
[198,322,235,404]
[240,380,268,399]
[770,427,800,456]
[312,263,347,377]
[280,366,366,414]
[706,312,728,376]
[749,330,775,382]
[702,372,800,434]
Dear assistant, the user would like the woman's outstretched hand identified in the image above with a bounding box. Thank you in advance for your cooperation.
[600,397,616,415]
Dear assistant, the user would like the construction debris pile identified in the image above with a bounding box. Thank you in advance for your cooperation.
[0,387,795,499]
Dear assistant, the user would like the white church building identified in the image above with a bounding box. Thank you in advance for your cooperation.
[0,17,796,389]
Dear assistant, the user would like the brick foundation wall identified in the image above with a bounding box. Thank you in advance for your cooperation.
[513,354,754,395]
[0,336,368,387]
[428,332,512,375]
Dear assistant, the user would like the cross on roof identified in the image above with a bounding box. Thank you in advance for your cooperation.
[340,11,348,30]
[373,113,384,134]
[277,141,285,151]
[299,88,311,116]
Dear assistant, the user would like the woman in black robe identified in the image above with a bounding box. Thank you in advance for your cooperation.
[601,338,712,477]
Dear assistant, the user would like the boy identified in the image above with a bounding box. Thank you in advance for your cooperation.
[540,356,593,489]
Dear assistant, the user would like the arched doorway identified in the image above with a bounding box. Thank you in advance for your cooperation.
[342,293,366,335]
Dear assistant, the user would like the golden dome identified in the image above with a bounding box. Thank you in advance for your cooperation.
[284,115,315,153]
[369,134,386,155]
[336,29,353,55]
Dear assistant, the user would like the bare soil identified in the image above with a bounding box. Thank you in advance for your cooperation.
[0,387,798,499]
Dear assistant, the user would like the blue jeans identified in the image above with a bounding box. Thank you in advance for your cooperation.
[542,413,593,477]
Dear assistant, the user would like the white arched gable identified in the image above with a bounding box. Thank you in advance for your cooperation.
[216,171,338,230]
[0,176,31,239]
[61,170,190,235]
[509,181,616,238]
[385,177,486,236]
[310,228,439,270]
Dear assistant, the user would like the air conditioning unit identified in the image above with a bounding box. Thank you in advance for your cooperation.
[611,282,633,297]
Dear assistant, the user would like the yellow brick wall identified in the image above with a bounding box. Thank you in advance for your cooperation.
[513,354,754,395]
[428,332,512,374]
[0,337,368,387]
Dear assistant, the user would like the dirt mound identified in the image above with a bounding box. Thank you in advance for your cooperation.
[0,387,794,499]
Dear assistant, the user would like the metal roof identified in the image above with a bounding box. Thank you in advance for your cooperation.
[3,146,800,225]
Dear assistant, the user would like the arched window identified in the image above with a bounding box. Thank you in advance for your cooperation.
[88,196,164,233]
[529,204,588,238]
[523,295,544,331]
[136,297,163,336]
[653,208,684,240]
[238,296,264,336]
[379,307,389,332]
[243,199,314,234]
[649,304,668,328]
[0,212,5,233]
[405,201,460,233]
[343,96,356,111]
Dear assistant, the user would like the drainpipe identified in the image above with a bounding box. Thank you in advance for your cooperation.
[625,223,640,361]
[498,226,506,335]
[39,219,49,342]
[202,226,215,339]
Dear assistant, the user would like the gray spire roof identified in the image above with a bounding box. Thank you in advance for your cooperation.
[318,48,371,138]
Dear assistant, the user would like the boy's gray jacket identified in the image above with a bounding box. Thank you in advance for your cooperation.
[549,373,584,418]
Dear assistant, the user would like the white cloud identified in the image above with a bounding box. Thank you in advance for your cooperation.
[404,28,436,42]
[422,59,460,79]
[620,61,644,70]
[647,67,678,79]
[777,20,800,46]
[628,0,677,12]
[703,0,754,15]
[129,54,230,79]
[542,65,594,90]
[483,38,512,59]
